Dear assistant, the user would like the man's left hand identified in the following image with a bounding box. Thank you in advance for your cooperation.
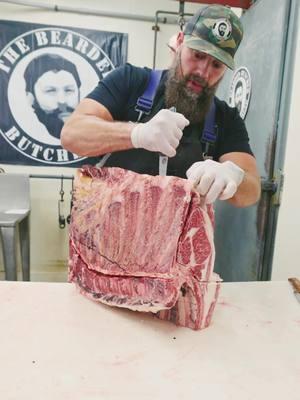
[186,159,245,204]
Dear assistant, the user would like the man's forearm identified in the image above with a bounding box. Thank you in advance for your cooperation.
[228,172,261,207]
[218,152,261,208]
[61,114,135,157]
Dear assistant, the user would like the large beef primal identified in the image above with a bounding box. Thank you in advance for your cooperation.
[69,166,221,330]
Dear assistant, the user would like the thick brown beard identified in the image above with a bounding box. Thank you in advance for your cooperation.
[165,55,220,124]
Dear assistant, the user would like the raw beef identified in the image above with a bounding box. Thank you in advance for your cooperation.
[69,166,221,330]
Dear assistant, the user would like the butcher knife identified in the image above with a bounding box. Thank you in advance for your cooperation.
[159,106,177,176]
[288,277,300,304]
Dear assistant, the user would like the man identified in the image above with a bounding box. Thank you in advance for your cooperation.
[61,5,261,207]
[24,54,81,139]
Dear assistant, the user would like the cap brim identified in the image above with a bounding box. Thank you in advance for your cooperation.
[184,35,234,70]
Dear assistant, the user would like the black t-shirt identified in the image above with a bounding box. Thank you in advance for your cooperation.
[86,63,253,176]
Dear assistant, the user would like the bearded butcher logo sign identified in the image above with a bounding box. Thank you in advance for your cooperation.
[0,21,128,166]
[228,66,251,120]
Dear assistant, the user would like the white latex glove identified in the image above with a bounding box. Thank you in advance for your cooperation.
[186,159,245,204]
[131,109,189,157]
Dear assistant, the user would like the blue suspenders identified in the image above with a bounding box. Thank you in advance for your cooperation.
[135,69,163,121]
[135,69,218,159]
[201,100,217,160]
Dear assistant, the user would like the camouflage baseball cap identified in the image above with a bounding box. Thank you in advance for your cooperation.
[183,5,243,69]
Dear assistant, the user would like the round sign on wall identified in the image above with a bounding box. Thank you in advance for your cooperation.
[228,66,252,120]
[0,27,115,165]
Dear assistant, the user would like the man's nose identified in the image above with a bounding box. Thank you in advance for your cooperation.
[196,59,210,81]
[56,91,68,107]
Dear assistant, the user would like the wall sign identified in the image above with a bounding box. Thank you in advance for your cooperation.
[0,20,128,166]
[228,66,251,120]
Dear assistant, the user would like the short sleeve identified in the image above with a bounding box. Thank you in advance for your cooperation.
[86,64,131,120]
[86,63,149,122]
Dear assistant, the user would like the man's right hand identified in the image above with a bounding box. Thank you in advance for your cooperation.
[131,109,189,157]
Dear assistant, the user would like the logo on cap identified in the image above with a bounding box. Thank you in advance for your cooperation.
[212,19,232,41]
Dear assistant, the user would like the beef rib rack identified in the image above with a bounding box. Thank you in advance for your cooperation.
[69,166,221,330]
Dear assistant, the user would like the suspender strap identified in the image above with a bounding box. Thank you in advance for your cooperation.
[201,99,217,159]
[202,99,217,143]
[135,69,163,115]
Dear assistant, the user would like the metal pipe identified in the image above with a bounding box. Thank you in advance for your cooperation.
[178,0,186,30]
[152,9,193,68]
[153,10,178,69]
[29,174,74,180]
[0,0,179,24]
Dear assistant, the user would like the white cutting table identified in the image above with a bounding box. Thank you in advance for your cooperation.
[0,280,299,400]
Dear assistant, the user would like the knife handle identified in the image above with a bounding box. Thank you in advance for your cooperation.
[288,277,300,293]
[158,107,176,176]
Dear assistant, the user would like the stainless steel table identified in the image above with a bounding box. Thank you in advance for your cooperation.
[0,210,30,280]
[0,173,30,280]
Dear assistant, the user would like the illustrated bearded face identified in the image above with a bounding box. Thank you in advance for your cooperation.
[234,83,243,112]
[28,70,80,139]
[164,51,222,125]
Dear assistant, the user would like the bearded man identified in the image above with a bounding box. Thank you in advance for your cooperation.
[61,5,260,207]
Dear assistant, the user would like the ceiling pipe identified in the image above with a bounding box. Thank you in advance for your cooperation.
[153,10,179,69]
[0,0,180,24]
[152,2,193,68]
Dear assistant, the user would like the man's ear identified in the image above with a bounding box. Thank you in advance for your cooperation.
[26,92,34,106]
[176,31,184,48]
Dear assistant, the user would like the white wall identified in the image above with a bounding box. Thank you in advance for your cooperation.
[272,14,300,280]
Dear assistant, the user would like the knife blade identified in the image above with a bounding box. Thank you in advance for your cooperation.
[159,106,177,176]
[159,154,168,176]
[288,277,300,303]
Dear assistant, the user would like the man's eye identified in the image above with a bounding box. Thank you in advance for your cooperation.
[65,88,76,93]
[193,51,204,60]
[213,61,222,69]
[45,88,56,94]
